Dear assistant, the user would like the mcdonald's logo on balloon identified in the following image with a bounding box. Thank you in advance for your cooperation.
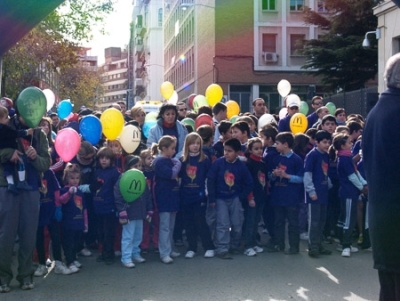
[290,113,308,134]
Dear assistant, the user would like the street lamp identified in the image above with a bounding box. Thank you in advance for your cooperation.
[180,2,215,10]
[362,28,381,48]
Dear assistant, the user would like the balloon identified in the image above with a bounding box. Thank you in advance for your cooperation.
[181,118,195,131]
[54,128,81,162]
[188,94,197,109]
[142,120,157,138]
[43,89,55,112]
[119,125,141,154]
[326,102,336,115]
[286,94,301,107]
[193,95,208,113]
[299,101,309,115]
[279,107,288,120]
[57,100,73,119]
[168,91,178,105]
[225,100,240,119]
[195,114,214,130]
[100,108,124,140]
[145,111,158,122]
[160,81,174,100]
[258,114,276,129]
[290,113,308,134]
[230,115,239,123]
[16,87,47,128]
[205,84,223,107]
[277,79,291,97]
[80,115,102,145]
[119,169,146,202]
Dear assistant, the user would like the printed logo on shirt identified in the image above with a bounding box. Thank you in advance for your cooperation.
[224,170,235,190]
[258,171,266,188]
[39,179,48,196]
[74,194,83,212]
[186,164,197,183]
[322,162,328,177]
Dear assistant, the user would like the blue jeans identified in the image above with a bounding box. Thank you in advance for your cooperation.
[121,219,143,264]
[158,212,176,258]
[215,197,244,254]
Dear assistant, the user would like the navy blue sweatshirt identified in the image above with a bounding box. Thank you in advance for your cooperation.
[92,166,120,214]
[38,169,61,227]
[246,154,268,204]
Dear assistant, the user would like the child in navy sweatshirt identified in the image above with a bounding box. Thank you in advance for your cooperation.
[179,132,215,259]
[268,132,304,254]
[207,138,253,259]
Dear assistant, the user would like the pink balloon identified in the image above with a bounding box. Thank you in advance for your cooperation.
[55,128,81,162]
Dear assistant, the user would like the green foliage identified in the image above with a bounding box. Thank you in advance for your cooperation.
[301,0,377,92]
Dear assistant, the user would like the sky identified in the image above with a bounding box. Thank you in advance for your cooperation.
[83,1,133,65]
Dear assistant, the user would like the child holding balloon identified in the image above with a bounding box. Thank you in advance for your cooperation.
[114,155,153,268]
[151,136,182,264]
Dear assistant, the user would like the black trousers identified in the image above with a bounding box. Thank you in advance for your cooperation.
[308,203,327,251]
[274,205,299,251]
[97,213,116,260]
[379,270,400,301]
[62,229,82,265]
[36,221,62,264]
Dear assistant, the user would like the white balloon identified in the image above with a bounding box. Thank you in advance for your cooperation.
[119,125,141,154]
[286,94,301,107]
[167,91,178,105]
[43,89,55,111]
[277,79,291,97]
[279,107,288,120]
[258,113,276,130]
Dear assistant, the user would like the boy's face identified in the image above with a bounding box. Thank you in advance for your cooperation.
[336,112,346,122]
[275,141,288,154]
[231,127,247,143]
[316,138,331,153]
[99,156,111,169]
[321,121,336,134]
[224,145,239,162]
[0,114,9,125]
[221,130,232,141]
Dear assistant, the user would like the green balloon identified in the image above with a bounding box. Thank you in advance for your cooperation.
[230,115,239,123]
[326,102,336,115]
[119,169,146,203]
[181,118,195,131]
[16,87,47,128]
[299,101,309,115]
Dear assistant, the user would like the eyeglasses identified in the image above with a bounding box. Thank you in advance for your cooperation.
[178,108,187,112]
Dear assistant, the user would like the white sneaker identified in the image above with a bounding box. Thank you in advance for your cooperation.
[161,256,174,264]
[68,263,79,273]
[122,261,135,268]
[253,246,264,253]
[46,258,52,267]
[185,251,196,259]
[54,261,73,275]
[262,228,269,234]
[244,248,257,257]
[34,264,47,277]
[204,250,215,258]
[79,248,92,257]
[133,256,146,263]
[300,232,309,240]
[73,260,82,268]
[337,244,359,252]
[170,251,180,258]
[342,248,351,257]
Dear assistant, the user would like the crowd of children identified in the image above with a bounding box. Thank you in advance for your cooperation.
[0,98,371,279]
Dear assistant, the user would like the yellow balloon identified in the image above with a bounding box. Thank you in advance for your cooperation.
[100,108,124,140]
[205,83,223,107]
[119,125,141,154]
[290,113,308,134]
[226,100,240,119]
[160,81,174,100]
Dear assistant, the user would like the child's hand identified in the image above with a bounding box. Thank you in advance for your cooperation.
[119,211,129,225]
[248,199,256,207]
[83,225,88,233]
[361,185,368,195]
[146,211,153,223]
[69,186,77,194]
[27,128,34,136]
[310,194,318,201]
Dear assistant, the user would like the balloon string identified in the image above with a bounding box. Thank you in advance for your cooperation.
[30,133,33,146]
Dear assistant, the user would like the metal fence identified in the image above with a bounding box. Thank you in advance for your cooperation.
[323,86,379,118]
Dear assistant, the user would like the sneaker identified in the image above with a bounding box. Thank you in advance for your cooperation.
[217,252,232,259]
[204,250,215,258]
[0,284,10,293]
[323,236,334,244]
[253,246,264,253]
[20,281,34,290]
[105,258,115,265]
[170,251,180,258]
[262,228,269,234]
[342,248,351,257]
[284,248,299,255]
[319,247,332,255]
[122,261,135,268]
[161,256,174,264]
[73,260,82,268]
[7,184,19,195]
[300,232,309,240]
[154,248,160,254]
[185,251,196,259]
[54,261,73,275]
[17,180,32,191]
[45,258,52,267]
[174,239,184,247]
[357,234,363,245]
[34,264,47,277]
[244,248,257,257]
[79,248,92,257]
[337,244,358,253]
[68,263,79,273]
[308,249,319,258]
[114,251,122,257]
[266,244,282,253]
[133,256,146,263]
[141,249,149,254]
[229,248,241,255]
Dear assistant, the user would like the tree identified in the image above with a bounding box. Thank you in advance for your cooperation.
[300,0,377,92]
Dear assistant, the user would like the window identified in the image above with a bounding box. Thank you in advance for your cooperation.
[262,0,276,10]
[158,8,163,27]
[290,0,303,11]
[262,34,277,53]
[290,34,305,56]
[317,1,328,13]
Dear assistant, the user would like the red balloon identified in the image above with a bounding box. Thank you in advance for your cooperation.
[188,94,197,110]
[195,113,214,130]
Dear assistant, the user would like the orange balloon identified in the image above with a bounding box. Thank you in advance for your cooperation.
[290,113,308,134]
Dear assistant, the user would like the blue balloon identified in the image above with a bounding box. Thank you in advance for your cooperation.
[142,121,157,138]
[79,115,102,145]
[57,100,73,119]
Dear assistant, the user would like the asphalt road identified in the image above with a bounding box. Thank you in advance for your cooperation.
[2,238,379,301]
